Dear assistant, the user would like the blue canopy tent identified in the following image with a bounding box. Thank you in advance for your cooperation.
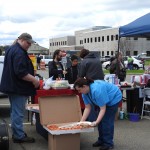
[118,13,150,53]
[119,12,150,38]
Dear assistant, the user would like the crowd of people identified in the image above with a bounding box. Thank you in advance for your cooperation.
[1,32,149,150]
[48,48,123,150]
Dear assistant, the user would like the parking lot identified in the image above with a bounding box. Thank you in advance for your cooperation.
[0,98,150,150]
[0,70,150,150]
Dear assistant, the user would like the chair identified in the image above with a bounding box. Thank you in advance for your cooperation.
[141,88,150,119]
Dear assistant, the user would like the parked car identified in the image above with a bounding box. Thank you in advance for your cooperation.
[40,55,53,66]
[136,53,150,60]
[100,56,111,63]
[123,56,144,69]
[0,56,7,96]
[102,56,144,70]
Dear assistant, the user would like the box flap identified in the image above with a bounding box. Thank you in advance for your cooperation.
[39,95,82,125]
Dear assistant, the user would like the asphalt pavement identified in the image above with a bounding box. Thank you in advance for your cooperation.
[0,69,150,150]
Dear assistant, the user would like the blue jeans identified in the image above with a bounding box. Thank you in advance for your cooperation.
[98,102,119,147]
[88,102,120,147]
[9,94,28,139]
[128,64,133,70]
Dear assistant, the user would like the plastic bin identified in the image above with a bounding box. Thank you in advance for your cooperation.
[128,113,140,122]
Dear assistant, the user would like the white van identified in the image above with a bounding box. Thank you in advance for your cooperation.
[40,55,53,66]
[0,56,5,96]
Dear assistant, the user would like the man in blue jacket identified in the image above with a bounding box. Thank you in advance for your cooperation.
[0,33,39,143]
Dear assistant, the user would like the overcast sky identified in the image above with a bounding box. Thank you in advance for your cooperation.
[0,0,150,48]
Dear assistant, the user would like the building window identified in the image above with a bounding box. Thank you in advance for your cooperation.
[87,38,89,43]
[95,37,97,42]
[133,51,138,55]
[126,51,130,56]
[107,35,109,41]
[102,36,104,42]
[111,51,114,56]
[80,40,82,44]
[107,51,109,55]
[65,41,67,45]
[111,35,114,41]
[84,38,86,43]
[50,43,51,46]
[126,37,131,40]
[98,37,100,42]
[115,35,118,40]
[90,38,93,43]
[134,37,138,40]
[146,51,150,56]
[102,51,104,56]
[80,40,83,44]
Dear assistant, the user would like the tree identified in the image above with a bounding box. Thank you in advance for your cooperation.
[119,37,134,56]
[0,45,10,55]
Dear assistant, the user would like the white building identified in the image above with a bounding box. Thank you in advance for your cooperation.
[28,43,49,55]
[49,36,76,54]
[49,26,150,57]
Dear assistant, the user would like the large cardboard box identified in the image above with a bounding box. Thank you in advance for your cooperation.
[39,95,94,150]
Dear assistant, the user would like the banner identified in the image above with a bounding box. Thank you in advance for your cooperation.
[29,55,37,71]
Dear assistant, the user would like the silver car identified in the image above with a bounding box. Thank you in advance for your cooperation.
[0,56,7,96]
[102,56,144,70]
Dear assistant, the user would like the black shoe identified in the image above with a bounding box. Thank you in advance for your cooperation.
[13,134,35,143]
[99,145,114,150]
[93,141,103,147]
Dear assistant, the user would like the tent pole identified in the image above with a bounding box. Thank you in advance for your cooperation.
[116,36,121,78]
[117,36,121,53]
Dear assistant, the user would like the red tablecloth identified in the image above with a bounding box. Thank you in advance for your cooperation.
[34,89,85,109]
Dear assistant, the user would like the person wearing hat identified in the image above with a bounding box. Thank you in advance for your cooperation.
[0,33,39,143]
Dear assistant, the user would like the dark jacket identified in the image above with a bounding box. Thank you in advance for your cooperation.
[37,56,41,63]
[48,60,64,80]
[78,53,104,80]
[110,58,126,82]
[0,43,36,96]
[65,65,79,84]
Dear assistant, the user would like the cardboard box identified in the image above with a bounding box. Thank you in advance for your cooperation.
[48,133,80,150]
[43,122,94,135]
[39,95,94,150]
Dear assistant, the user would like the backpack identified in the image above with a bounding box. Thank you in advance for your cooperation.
[0,120,9,150]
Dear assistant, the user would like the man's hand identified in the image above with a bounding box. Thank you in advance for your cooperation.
[32,78,40,88]
[63,70,67,75]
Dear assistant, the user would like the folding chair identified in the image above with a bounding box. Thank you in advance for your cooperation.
[141,88,150,119]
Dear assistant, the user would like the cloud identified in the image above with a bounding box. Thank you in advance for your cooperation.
[0,0,150,48]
